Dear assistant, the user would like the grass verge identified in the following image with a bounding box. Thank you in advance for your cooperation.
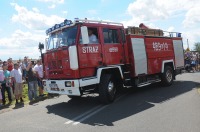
[1,83,48,108]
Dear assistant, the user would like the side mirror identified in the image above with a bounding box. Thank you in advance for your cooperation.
[81,26,89,44]
[38,42,44,59]
[38,42,44,50]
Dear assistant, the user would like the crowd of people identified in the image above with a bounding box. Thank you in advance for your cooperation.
[184,51,200,72]
[0,56,44,106]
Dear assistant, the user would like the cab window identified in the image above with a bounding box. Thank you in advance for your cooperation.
[80,27,99,44]
[103,28,119,44]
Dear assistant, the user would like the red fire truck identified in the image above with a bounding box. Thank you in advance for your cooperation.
[40,19,184,104]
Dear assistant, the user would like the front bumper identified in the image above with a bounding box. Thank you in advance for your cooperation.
[43,79,81,96]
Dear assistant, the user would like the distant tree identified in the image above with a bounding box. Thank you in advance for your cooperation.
[194,42,200,53]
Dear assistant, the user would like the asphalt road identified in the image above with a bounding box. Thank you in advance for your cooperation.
[0,72,200,132]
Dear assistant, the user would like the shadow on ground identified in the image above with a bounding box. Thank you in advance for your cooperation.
[0,94,57,111]
[46,80,199,126]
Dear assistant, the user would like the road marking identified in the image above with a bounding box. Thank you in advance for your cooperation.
[65,94,127,125]
[72,104,108,125]
[64,105,102,125]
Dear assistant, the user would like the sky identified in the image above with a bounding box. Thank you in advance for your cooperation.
[0,0,200,61]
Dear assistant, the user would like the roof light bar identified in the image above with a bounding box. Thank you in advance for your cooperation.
[46,19,74,35]
[45,18,123,35]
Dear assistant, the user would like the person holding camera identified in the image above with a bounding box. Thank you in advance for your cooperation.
[26,61,38,101]
[34,59,44,97]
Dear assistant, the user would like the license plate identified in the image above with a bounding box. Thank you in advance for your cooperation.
[49,83,60,91]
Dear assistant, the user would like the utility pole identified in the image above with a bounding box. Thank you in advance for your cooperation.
[186,39,190,51]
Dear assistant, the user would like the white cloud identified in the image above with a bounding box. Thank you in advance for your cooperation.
[0,30,45,60]
[124,0,200,49]
[183,6,200,28]
[11,3,65,30]
[126,0,199,27]
[167,26,175,32]
[182,28,200,49]
[32,7,40,13]
[37,0,64,8]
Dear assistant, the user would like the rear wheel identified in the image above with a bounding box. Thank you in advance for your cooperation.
[99,74,116,104]
[161,66,174,86]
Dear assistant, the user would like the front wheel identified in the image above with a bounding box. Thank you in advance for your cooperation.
[161,66,174,86]
[67,95,81,100]
[99,74,116,104]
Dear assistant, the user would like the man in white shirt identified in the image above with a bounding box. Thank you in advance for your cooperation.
[88,29,98,43]
[34,59,44,97]
[10,63,23,104]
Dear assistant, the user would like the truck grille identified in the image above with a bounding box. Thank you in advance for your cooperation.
[48,60,62,70]
[52,61,57,69]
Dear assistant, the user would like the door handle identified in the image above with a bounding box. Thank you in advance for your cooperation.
[98,61,103,65]
[82,64,87,67]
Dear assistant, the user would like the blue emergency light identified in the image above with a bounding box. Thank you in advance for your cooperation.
[46,19,73,35]
[55,24,60,29]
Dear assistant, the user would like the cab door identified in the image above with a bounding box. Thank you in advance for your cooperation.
[77,26,102,77]
[101,28,124,65]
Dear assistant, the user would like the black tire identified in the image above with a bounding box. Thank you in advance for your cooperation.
[161,66,174,86]
[67,95,81,99]
[99,74,117,104]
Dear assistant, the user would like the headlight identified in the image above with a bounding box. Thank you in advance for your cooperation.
[65,81,71,87]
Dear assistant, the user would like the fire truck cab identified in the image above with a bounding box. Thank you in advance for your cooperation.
[42,19,184,104]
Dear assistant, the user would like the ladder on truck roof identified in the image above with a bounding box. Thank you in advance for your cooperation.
[75,19,123,26]
[126,26,182,38]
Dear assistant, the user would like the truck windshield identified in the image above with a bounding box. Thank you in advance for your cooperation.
[47,26,77,50]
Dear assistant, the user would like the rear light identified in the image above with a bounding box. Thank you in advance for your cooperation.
[71,81,74,87]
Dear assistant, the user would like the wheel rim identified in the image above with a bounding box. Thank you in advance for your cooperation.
[108,81,116,97]
[108,81,114,92]
[166,70,172,82]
